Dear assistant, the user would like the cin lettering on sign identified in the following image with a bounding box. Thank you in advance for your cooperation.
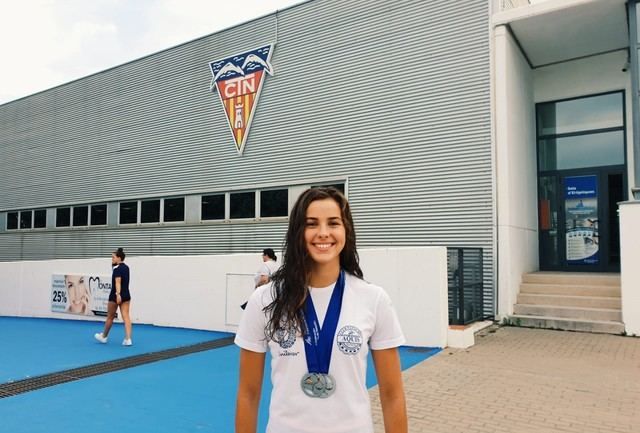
[220,74,258,98]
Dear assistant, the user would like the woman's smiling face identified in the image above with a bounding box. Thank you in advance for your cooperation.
[304,198,346,268]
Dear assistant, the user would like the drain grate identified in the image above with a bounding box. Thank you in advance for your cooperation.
[406,347,436,353]
[0,336,235,399]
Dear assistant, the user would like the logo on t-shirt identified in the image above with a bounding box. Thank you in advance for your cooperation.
[273,325,296,349]
[337,325,363,355]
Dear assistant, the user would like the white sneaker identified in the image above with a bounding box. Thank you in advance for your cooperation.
[94,333,108,344]
[122,338,132,346]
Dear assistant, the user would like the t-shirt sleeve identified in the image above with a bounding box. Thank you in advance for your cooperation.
[369,288,406,350]
[235,288,269,353]
[254,264,270,285]
[257,263,271,276]
[113,267,122,279]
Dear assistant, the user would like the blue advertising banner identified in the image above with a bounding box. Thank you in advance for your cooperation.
[564,175,598,265]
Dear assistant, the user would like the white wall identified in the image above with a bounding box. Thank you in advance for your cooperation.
[534,50,636,194]
[493,26,539,317]
[358,248,449,348]
[619,202,640,336]
[0,247,449,347]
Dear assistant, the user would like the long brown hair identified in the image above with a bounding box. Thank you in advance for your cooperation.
[265,187,363,338]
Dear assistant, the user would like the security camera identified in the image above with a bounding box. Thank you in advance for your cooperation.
[622,60,630,72]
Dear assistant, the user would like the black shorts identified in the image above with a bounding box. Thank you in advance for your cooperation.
[109,290,131,303]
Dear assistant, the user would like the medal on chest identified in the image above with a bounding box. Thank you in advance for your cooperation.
[300,270,345,398]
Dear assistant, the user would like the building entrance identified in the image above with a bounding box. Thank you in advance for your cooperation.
[536,92,626,272]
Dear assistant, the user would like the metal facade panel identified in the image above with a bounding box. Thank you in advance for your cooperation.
[0,0,494,305]
[0,222,289,261]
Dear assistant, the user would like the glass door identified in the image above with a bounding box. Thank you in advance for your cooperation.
[538,175,560,270]
[602,171,624,271]
[538,170,624,272]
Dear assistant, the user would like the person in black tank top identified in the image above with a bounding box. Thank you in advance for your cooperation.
[94,248,134,346]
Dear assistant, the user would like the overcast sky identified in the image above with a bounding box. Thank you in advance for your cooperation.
[0,0,305,105]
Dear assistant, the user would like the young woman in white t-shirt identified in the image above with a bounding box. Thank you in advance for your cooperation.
[254,248,279,288]
[235,187,407,433]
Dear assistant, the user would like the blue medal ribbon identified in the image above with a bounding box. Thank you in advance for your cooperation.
[302,270,345,375]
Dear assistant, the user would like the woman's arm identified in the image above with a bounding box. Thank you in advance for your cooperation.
[115,277,122,304]
[372,347,408,433]
[254,275,269,288]
[236,348,266,433]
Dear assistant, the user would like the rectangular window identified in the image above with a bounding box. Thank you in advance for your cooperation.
[538,131,625,171]
[201,194,225,220]
[73,206,89,226]
[230,192,255,219]
[119,202,138,224]
[20,211,32,229]
[637,2,640,43]
[34,209,47,228]
[312,183,346,194]
[91,204,107,226]
[260,189,288,217]
[56,208,71,227]
[537,93,624,136]
[7,212,18,230]
[164,197,185,222]
[141,199,160,223]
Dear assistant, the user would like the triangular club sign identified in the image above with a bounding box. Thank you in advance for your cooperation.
[209,44,274,155]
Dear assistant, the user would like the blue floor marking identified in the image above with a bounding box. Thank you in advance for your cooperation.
[0,317,440,433]
[0,316,232,382]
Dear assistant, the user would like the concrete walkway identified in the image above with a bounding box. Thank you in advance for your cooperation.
[370,326,640,433]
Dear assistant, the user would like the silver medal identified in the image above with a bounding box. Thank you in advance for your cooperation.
[301,372,336,398]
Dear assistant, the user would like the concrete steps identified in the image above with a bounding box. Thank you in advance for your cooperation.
[513,304,621,322]
[522,272,620,286]
[508,315,625,334]
[520,283,620,297]
[517,293,621,309]
[510,272,623,335]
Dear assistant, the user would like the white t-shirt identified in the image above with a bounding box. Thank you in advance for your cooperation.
[254,259,279,285]
[235,272,405,433]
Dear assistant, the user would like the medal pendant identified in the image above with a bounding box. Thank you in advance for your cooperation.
[301,372,336,398]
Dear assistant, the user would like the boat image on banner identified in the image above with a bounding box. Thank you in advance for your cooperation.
[209,44,274,155]
[565,175,599,265]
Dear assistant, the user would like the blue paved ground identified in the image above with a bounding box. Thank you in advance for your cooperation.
[0,317,440,433]
[0,316,231,382]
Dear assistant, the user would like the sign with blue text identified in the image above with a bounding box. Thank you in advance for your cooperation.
[564,175,599,265]
[209,45,274,155]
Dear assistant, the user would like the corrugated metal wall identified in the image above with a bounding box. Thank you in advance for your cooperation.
[0,0,493,300]
[0,221,289,260]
